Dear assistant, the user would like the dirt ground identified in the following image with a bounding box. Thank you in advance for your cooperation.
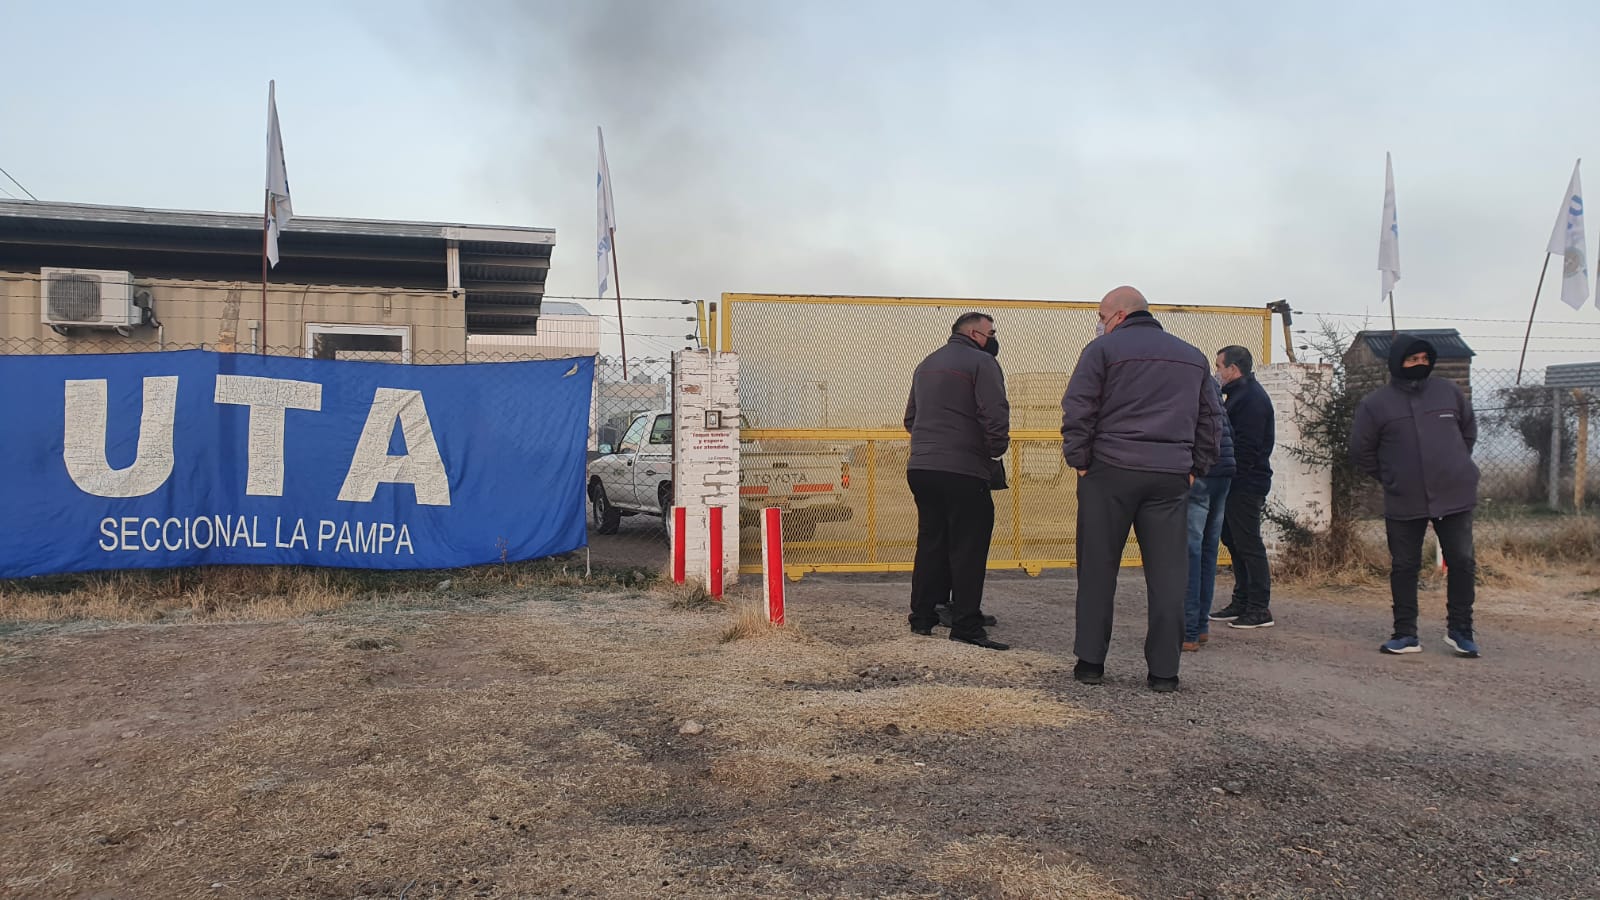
[3,567,1599,899]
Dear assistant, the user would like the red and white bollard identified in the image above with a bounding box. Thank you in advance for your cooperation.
[671,505,727,600]
[671,506,688,585]
[761,506,785,625]
[707,505,724,599]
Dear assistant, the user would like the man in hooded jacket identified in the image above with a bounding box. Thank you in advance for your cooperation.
[1349,334,1482,658]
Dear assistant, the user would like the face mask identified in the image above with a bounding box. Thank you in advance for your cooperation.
[1094,322,1106,337]
[1397,362,1433,381]
[982,335,999,358]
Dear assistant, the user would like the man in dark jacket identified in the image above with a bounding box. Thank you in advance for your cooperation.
[1210,345,1277,630]
[1061,286,1223,692]
[1350,334,1481,658]
[1183,380,1235,652]
[904,311,1010,650]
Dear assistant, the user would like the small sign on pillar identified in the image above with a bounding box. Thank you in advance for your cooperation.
[672,350,741,589]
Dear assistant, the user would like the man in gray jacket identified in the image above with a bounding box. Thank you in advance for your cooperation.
[904,312,1010,650]
[1350,334,1481,658]
[1061,287,1223,691]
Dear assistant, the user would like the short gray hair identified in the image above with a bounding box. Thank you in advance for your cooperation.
[951,312,993,334]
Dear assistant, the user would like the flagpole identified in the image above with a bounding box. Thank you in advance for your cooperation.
[1516,253,1554,384]
[261,188,270,354]
[1386,291,1396,335]
[610,226,628,381]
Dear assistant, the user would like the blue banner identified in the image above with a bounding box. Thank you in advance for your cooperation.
[0,350,594,578]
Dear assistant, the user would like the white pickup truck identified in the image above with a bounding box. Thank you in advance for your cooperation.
[586,410,853,540]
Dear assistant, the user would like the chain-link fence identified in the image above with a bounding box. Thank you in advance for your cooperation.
[1453,367,1598,550]
[584,356,675,570]
[1298,359,1600,563]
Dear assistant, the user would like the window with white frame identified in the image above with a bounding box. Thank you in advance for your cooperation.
[305,324,411,363]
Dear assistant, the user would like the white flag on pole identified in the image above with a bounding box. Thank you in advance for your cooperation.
[1547,159,1589,311]
[265,81,293,268]
[1378,152,1400,302]
[597,126,617,298]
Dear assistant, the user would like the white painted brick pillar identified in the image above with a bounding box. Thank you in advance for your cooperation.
[1256,363,1334,554]
[672,350,741,586]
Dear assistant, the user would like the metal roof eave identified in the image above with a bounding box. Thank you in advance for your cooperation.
[0,199,555,247]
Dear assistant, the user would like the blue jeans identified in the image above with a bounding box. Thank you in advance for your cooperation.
[1184,477,1231,641]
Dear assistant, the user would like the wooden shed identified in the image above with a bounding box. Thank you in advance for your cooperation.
[1343,329,1475,402]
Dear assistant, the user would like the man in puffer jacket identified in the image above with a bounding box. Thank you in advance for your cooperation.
[1183,378,1236,652]
[1349,334,1481,658]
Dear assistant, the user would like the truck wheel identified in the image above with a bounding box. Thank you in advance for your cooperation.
[591,484,621,535]
[656,483,675,533]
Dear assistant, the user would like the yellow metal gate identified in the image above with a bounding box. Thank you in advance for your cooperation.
[722,294,1273,579]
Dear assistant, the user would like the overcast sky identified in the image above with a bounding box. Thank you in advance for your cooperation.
[5,0,1600,368]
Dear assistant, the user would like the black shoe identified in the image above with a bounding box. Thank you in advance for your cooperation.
[910,623,934,636]
[951,633,1009,651]
[1228,610,1276,630]
[937,605,997,628]
[1147,674,1180,693]
[1209,604,1246,622]
[1073,660,1104,685]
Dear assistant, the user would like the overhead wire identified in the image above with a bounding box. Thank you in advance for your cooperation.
[0,164,38,201]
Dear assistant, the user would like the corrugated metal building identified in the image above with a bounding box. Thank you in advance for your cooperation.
[0,199,556,360]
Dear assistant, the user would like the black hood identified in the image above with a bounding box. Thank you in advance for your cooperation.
[1387,334,1437,379]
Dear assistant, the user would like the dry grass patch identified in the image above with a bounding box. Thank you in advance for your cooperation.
[799,684,1087,734]
[0,567,358,623]
[1,583,1108,898]
[0,557,657,626]
[661,580,718,610]
[672,611,1096,797]
[1484,516,1600,566]
[930,835,1131,899]
[719,598,786,643]
[1273,525,1593,591]
[1272,534,1391,588]
[705,748,894,791]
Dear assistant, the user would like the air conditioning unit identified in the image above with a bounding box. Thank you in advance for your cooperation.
[39,268,140,330]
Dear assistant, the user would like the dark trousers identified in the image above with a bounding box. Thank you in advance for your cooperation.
[1074,464,1190,679]
[1386,511,1476,638]
[908,469,994,638]
[1221,490,1272,613]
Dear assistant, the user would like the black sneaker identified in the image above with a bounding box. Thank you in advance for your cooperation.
[1147,674,1180,693]
[951,633,1008,651]
[1073,660,1104,685]
[910,623,934,636]
[1228,610,1276,629]
[1209,604,1246,622]
[937,605,998,628]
